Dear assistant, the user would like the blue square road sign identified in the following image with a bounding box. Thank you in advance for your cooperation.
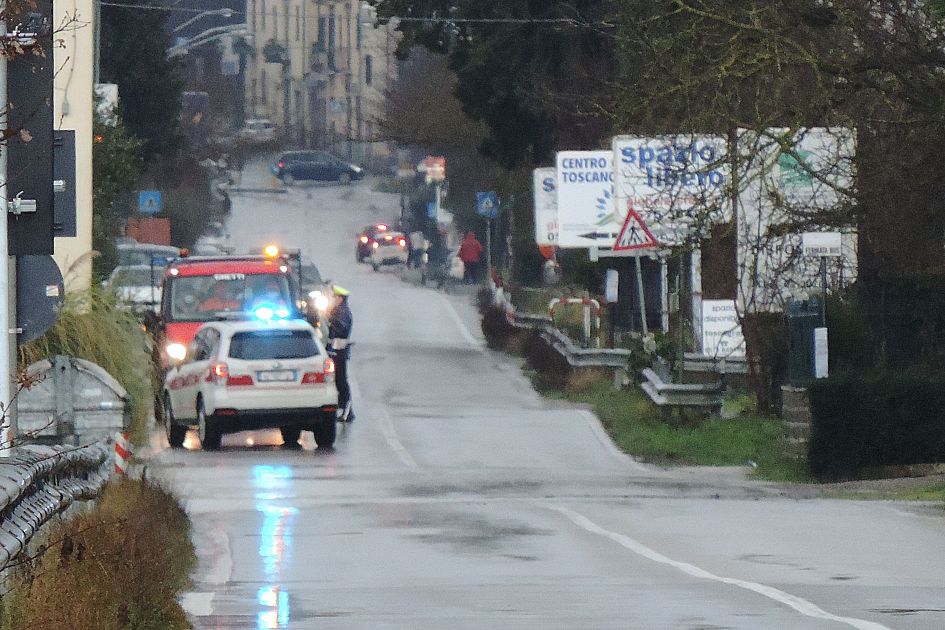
[476,191,499,219]
[139,190,162,215]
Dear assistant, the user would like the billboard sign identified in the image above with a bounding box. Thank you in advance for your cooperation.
[533,168,558,246]
[555,151,615,247]
[612,135,729,248]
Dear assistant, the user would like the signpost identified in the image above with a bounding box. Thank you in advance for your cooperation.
[801,231,843,325]
[477,191,499,279]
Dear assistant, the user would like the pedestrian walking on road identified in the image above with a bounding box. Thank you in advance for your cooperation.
[327,284,355,422]
[458,231,483,284]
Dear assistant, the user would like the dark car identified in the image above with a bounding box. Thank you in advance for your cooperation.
[356,223,392,262]
[272,151,364,185]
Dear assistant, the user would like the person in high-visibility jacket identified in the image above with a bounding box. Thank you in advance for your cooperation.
[327,284,354,422]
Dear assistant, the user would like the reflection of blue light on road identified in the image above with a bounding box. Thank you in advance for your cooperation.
[253,465,295,629]
[256,586,290,629]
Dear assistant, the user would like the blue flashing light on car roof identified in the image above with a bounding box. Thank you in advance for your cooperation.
[253,304,292,322]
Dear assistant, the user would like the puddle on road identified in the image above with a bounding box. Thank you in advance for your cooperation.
[404,508,552,554]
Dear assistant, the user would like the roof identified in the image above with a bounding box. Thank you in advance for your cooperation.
[117,242,180,253]
[166,256,289,278]
[200,318,315,335]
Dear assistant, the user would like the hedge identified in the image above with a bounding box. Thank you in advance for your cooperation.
[808,372,945,479]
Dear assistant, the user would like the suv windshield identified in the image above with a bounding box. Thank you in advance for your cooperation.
[228,330,318,360]
[168,273,293,322]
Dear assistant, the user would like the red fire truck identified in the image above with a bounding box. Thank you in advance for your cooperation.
[155,247,301,368]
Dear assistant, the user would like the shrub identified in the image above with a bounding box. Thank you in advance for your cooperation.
[808,371,945,480]
[481,305,516,351]
[1,479,196,630]
[523,330,570,391]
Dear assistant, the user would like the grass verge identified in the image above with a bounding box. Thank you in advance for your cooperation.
[533,370,810,482]
[0,478,196,630]
[19,287,155,444]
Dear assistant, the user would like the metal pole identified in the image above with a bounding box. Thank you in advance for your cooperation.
[485,217,492,282]
[94,0,100,84]
[820,255,827,326]
[0,17,14,452]
[634,255,648,336]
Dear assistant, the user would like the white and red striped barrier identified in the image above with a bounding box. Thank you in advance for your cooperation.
[114,432,131,475]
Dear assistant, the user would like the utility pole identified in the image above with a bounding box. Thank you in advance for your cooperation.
[0,17,13,453]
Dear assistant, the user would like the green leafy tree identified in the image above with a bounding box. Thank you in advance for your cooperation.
[373,0,615,167]
[100,2,184,160]
[92,113,145,278]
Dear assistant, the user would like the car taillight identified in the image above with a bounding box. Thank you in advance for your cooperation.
[226,375,254,387]
[277,160,285,169]
[324,357,335,374]
[208,363,229,383]
[398,238,406,247]
[301,372,325,384]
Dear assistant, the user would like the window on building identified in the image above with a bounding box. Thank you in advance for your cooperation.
[328,15,335,50]
[272,7,277,37]
[250,0,256,31]
[284,4,289,44]
[261,0,267,29]
[295,6,300,41]
[365,55,373,85]
[261,70,268,104]
[356,14,362,49]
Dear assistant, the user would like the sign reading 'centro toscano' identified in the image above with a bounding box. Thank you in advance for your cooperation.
[555,151,616,247]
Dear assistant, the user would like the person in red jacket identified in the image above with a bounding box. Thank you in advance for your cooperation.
[458,231,484,284]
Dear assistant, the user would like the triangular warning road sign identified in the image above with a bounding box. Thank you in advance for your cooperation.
[613,209,659,251]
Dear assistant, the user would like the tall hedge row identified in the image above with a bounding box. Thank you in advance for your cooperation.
[808,372,945,479]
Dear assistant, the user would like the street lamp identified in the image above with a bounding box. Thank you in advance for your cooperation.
[173,8,234,35]
[167,24,247,58]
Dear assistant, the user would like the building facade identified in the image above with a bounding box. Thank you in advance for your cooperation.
[53,0,95,290]
[245,0,397,164]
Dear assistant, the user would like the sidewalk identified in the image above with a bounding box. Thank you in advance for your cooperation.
[398,264,481,297]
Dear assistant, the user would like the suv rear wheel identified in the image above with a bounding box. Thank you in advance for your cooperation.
[197,400,222,451]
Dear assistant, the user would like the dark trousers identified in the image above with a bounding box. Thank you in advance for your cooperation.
[334,352,352,418]
[463,261,479,284]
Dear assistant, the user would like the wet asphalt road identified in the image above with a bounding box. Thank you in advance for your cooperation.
[146,159,945,629]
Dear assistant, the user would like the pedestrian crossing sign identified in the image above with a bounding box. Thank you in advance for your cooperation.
[613,208,658,251]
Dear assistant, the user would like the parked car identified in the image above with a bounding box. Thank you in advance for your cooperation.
[237,118,277,143]
[161,319,338,450]
[271,151,364,185]
[104,264,162,313]
[117,242,180,268]
[367,230,409,272]
[356,223,391,262]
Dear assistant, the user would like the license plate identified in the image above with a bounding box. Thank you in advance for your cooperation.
[257,369,297,382]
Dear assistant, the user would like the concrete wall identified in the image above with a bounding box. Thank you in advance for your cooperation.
[52,0,95,291]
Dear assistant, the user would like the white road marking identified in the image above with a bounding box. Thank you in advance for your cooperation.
[180,592,214,617]
[350,375,420,469]
[579,410,651,472]
[545,504,891,630]
[438,292,483,349]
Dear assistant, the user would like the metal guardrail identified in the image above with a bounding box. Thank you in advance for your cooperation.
[640,368,725,413]
[683,352,749,375]
[0,442,111,570]
[505,306,632,369]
